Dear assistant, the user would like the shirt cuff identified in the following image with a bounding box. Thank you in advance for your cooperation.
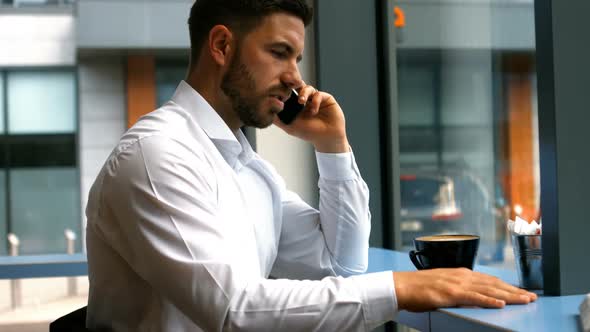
[315,150,359,181]
[350,271,398,330]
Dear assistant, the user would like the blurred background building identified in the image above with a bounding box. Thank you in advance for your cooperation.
[0,1,319,330]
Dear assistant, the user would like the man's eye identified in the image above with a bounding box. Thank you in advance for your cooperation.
[271,50,288,59]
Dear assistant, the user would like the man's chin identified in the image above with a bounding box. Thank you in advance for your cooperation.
[243,116,274,129]
[240,106,279,129]
[253,119,274,129]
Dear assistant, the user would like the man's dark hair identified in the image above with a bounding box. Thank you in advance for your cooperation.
[188,0,313,64]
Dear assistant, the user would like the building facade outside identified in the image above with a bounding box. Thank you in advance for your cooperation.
[0,1,318,326]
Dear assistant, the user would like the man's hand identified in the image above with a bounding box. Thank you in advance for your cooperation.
[393,269,537,312]
[273,84,349,153]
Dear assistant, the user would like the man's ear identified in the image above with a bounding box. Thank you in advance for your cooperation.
[208,25,234,66]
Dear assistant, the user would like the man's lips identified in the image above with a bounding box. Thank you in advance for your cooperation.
[269,96,284,110]
[270,94,289,102]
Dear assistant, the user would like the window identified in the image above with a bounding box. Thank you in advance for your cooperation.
[0,75,4,133]
[10,168,80,255]
[0,172,6,256]
[0,75,5,256]
[390,1,538,267]
[0,68,84,325]
[0,69,80,257]
[155,60,188,107]
[7,71,76,134]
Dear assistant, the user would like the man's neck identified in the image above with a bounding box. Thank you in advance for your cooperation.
[185,73,242,132]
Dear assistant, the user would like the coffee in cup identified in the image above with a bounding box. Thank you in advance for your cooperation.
[409,234,479,270]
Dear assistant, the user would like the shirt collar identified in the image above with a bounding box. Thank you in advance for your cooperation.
[170,80,255,169]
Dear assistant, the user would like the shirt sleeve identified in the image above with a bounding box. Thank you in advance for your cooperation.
[270,149,372,279]
[97,136,396,331]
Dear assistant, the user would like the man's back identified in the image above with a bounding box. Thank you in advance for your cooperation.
[86,102,232,331]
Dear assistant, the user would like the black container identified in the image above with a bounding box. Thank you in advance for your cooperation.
[512,234,543,290]
[409,234,480,270]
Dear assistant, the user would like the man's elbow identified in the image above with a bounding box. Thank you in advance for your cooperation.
[332,254,368,277]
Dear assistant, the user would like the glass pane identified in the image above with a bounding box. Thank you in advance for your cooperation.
[9,168,81,256]
[155,61,188,107]
[391,1,538,267]
[7,71,76,134]
[0,75,4,134]
[398,65,435,126]
[0,172,6,256]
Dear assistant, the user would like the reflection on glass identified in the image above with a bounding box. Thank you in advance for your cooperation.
[393,0,539,267]
[7,71,76,134]
[9,168,81,255]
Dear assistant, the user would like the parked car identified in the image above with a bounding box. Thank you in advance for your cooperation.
[399,169,505,263]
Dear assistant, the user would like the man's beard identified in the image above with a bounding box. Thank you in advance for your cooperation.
[221,51,277,129]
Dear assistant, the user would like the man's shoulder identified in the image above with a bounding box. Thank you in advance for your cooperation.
[103,103,213,170]
[121,103,206,148]
[128,102,192,137]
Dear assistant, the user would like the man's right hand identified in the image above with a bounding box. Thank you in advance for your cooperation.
[393,269,537,312]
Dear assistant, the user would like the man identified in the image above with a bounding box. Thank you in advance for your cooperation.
[85,0,536,331]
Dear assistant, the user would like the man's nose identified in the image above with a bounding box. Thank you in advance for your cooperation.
[281,64,303,90]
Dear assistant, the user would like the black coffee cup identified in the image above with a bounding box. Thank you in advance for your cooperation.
[409,234,480,270]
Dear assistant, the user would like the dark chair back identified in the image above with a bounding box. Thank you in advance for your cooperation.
[50,306,90,332]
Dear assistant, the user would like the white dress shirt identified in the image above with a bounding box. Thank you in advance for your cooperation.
[85,81,397,331]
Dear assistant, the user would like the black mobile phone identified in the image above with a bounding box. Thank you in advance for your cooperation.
[277,89,304,125]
